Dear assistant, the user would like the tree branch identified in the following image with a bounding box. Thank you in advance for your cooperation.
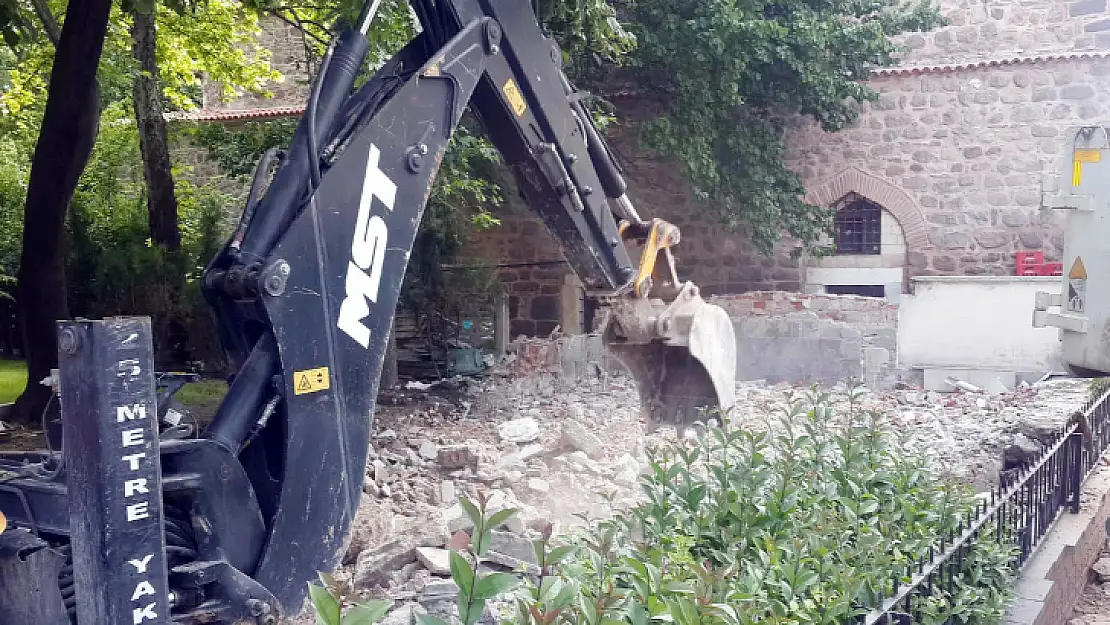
[266,8,327,46]
[30,0,60,46]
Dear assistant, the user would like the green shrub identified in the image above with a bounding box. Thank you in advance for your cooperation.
[437,386,1017,625]
[308,572,393,625]
[1089,377,1110,404]
[309,386,1017,625]
[63,104,236,371]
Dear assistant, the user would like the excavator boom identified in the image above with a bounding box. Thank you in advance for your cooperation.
[0,0,736,622]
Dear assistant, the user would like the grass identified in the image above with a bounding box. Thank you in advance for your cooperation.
[175,379,228,406]
[0,359,27,404]
[0,359,227,415]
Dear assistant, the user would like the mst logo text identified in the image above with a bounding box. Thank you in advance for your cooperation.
[338,143,397,348]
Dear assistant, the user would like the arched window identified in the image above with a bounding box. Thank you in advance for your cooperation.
[833,193,883,255]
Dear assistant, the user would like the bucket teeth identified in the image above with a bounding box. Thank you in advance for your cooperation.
[600,282,736,431]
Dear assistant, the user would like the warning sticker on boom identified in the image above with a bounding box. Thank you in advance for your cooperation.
[1068,256,1087,313]
[294,367,330,395]
[503,79,527,117]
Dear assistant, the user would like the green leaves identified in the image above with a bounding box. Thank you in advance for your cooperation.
[611,0,947,254]
[307,577,393,625]
[438,496,525,625]
[474,572,519,600]
[308,582,341,625]
[449,550,475,598]
[503,383,1017,625]
[342,602,394,625]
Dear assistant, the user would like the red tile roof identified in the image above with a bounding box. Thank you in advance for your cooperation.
[870,50,1110,77]
[165,50,1110,123]
[164,106,306,122]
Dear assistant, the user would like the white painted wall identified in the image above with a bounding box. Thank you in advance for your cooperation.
[898,276,1064,372]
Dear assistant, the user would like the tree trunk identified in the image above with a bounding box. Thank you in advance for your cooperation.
[131,7,187,366]
[382,321,399,391]
[131,8,181,252]
[10,0,112,427]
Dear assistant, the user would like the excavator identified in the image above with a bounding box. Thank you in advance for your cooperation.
[0,0,737,623]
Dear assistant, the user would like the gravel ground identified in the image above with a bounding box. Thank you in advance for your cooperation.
[279,358,1094,624]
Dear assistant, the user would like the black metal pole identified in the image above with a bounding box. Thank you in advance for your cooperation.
[59,318,171,624]
[204,332,280,454]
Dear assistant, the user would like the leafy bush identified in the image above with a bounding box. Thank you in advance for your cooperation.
[63,103,234,370]
[1089,377,1110,404]
[309,386,1018,625]
[308,572,393,625]
[524,386,1017,624]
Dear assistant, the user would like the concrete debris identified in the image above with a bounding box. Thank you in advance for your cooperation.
[354,539,419,589]
[945,377,983,393]
[415,547,451,576]
[1003,433,1043,470]
[498,417,541,443]
[500,443,545,466]
[437,445,479,470]
[419,440,439,460]
[439,481,456,505]
[379,603,427,625]
[561,418,605,458]
[488,531,538,565]
[373,459,389,485]
[1094,558,1110,584]
[292,344,1096,623]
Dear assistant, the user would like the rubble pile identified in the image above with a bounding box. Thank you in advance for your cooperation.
[289,356,1094,623]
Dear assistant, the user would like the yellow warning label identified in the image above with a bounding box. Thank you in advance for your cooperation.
[1070,256,1087,280]
[1072,149,1101,186]
[294,367,330,395]
[503,79,526,117]
[1068,256,1088,313]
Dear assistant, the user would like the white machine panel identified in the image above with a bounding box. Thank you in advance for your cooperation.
[1035,126,1110,375]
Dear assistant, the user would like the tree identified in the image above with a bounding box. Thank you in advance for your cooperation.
[9,0,112,427]
[130,3,180,251]
[605,0,947,255]
[0,0,277,425]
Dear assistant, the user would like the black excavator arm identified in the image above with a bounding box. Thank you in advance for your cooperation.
[0,0,736,622]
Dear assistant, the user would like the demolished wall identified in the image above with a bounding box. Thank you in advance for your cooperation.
[499,291,900,389]
[710,291,900,388]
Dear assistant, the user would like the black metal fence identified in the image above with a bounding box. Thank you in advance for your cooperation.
[861,386,1110,624]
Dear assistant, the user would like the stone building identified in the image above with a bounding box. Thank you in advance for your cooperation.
[173,0,1110,336]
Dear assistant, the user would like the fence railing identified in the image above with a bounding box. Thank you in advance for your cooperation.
[861,385,1110,624]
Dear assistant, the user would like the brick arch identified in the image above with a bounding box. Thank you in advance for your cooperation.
[806,167,929,251]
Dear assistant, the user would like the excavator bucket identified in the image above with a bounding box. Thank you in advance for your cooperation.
[600,281,737,432]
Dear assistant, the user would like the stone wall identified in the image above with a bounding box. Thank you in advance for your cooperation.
[708,291,900,387]
[783,56,1110,277]
[461,213,572,338]
[174,0,1110,338]
[201,18,312,112]
[783,0,1110,281]
[895,0,1110,65]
